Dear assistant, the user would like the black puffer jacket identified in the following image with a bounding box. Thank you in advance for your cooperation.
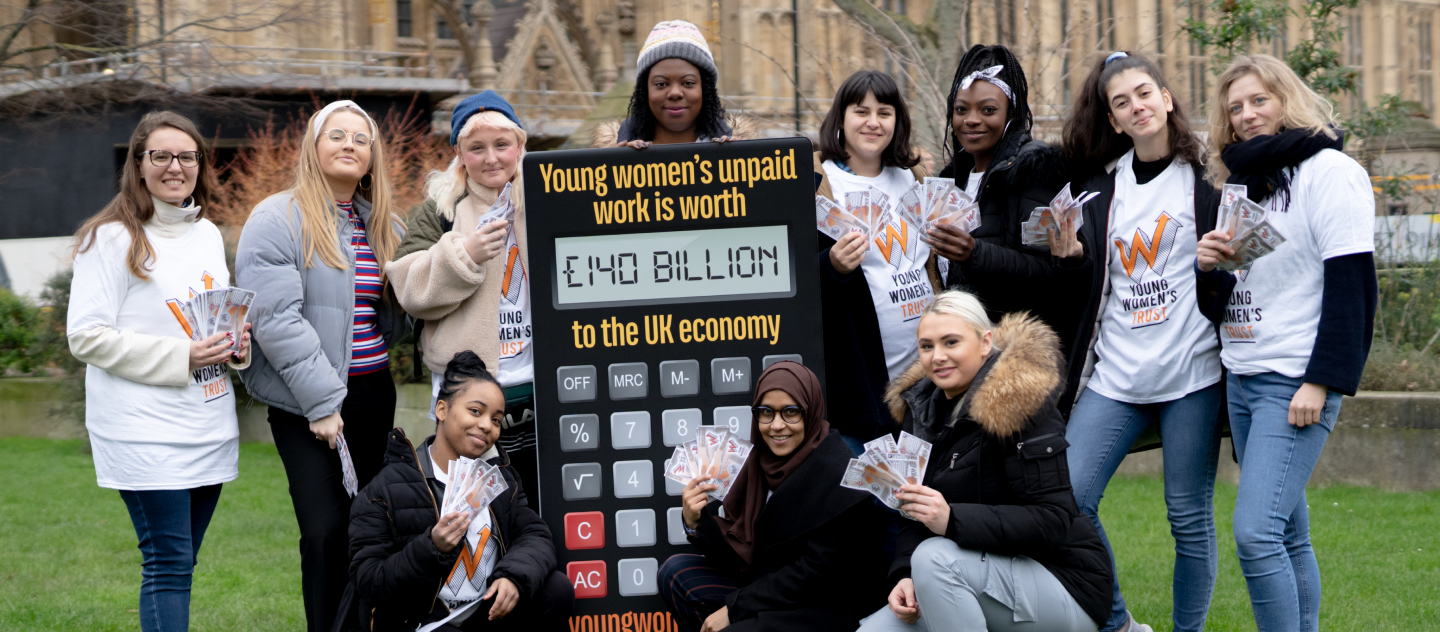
[345,429,558,631]
[688,431,888,631]
[939,134,1077,354]
[883,314,1113,627]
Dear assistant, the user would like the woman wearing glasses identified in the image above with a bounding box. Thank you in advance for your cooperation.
[236,100,407,631]
[68,111,252,631]
[657,362,888,631]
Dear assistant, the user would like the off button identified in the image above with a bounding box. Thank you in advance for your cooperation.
[557,365,597,403]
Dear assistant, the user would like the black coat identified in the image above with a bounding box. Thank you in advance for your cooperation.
[939,134,1078,354]
[883,314,1113,628]
[688,431,889,631]
[344,429,559,631]
[1055,159,1238,416]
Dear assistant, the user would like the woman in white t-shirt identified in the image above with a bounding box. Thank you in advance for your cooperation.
[1197,55,1377,632]
[67,111,251,632]
[1054,52,1230,632]
[813,70,939,453]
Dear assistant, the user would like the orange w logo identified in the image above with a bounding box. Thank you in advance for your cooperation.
[1113,212,1180,281]
[449,525,492,584]
[872,220,912,269]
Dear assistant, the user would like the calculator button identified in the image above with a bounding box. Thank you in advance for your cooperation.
[615,509,657,548]
[663,459,683,496]
[567,561,607,599]
[762,354,804,370]
[658,360,700,397]
[561,463,602,500]
[556,366,597,403]
[713,406,753,442]
[666,507,688,544]
[612,460,654,498]
[610,411,652,450]
[661,408,702,446]
[564,511,605,550]
[558,414,599,452]
[618,558,659,596]
[608,362,649,400]
[710,357,752,395]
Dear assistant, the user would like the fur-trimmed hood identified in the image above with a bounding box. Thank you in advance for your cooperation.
[883,312,1064,438]
[590,113,762,148]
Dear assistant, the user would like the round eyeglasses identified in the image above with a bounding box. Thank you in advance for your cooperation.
[325,128,373,148]
[753,405,805,425]
[140,150,202,168]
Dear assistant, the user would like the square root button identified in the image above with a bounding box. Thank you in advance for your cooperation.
[561,463,602,501]
[710,357,752,395]
[615,509,656,547]
[567,561,607,599]
[659,360,700,398]
[618,558,659,596]
[608,362,649,400]
[556,366,597,403]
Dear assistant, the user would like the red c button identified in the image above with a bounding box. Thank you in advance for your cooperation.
[564,511,605,550]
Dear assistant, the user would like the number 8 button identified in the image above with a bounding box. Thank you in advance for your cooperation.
[661,409,701,446]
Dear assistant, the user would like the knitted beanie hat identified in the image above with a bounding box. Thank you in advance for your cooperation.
[636,20,717,82]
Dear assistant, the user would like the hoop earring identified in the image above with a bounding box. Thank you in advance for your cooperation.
[1231,131,1241,143]
[358,173,374,191]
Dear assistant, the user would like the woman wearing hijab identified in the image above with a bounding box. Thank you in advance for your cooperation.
[657,362,887,632]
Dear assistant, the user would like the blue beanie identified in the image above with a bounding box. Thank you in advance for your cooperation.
[449,90,523,146]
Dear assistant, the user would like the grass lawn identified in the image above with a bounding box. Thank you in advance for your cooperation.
[1,436,1437,631]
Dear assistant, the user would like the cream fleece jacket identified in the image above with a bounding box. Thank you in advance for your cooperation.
[68,197,250,386]
[387,179,529,374]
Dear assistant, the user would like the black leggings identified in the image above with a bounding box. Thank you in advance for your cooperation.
[269,369,396,631]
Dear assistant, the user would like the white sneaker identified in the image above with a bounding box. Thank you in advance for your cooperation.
[1124,612,1153,632]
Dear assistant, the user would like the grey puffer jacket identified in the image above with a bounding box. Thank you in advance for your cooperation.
[235,193,408,421]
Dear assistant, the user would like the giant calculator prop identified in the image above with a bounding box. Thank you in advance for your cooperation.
[524,138,824,630]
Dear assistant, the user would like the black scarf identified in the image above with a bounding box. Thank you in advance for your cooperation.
[1220,127,1344,210]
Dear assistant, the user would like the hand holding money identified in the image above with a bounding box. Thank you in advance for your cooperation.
[431,510,473,553]
[828,230,867,274]
[465,219,509,264]
[681,476,718,529]
[1196,229,1234,272]
[895,484,950,535]
[189,332,232,370]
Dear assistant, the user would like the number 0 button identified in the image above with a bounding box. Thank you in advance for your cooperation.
[612,460,653,498]
[618,558,658,596]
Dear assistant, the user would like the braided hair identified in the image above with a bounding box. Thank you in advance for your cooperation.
[944,45,1032,167]
[437,350,501,406]
[623,62,730,142]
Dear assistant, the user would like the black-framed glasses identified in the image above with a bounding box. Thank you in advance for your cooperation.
[140,150,202,167]
[753,405,804,425]
[324,128,373,148]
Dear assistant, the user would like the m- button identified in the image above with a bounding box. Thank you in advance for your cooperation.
[608,362,648,400]
[710,357,752,395]
[658,360,700,398]
[556,366,597,403]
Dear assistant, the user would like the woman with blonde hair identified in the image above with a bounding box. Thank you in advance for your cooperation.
[68,110,251,631]
[386,90,541,497]
[1196,54,1377,632]
[235,100,407,631]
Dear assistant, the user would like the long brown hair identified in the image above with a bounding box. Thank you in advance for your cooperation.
[1205,54,1340,185]
[1063,52,1204,171]
[73,111,217,279]
[287,104,402,272]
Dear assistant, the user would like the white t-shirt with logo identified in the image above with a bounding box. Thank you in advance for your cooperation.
[68,221,239,490]
[823,160,934,380]
[423,453,501,631]
[495,225,533,387]
[1087,151,1222,404]
[1220,148,1375,378]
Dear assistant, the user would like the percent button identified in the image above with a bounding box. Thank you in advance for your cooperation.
[559,414,599,452]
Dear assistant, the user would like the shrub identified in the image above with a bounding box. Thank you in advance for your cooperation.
[1365,263,1440,391]
[0,288,43,374]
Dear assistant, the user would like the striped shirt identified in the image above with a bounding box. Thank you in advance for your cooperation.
[342,201,389,375]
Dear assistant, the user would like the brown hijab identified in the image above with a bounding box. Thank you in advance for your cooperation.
[715,361,831,565]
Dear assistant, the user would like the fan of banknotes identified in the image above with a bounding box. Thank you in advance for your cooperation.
[1215,184,1286,272]
[816,178,981,242]
[664,426,754,502]
[475,182,516,229]
[174,287,255,350]
[839,431,933,520]
[1022,182,1100,247]
[439,455,510,520]
[337,433,359,498]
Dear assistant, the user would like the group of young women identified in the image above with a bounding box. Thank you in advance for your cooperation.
[67,16,1374,633]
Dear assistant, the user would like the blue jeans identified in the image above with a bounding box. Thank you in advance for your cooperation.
[1065,383,1222,631]
[118,485,223,632]
[1227,371,1341,632]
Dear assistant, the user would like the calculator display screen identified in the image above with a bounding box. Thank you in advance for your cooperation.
[553,225,794,306]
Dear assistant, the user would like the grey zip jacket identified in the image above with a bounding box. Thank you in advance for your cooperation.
[235,193,408,421]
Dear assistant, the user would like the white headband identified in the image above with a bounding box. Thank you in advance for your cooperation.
[312,100,377,141]
[958,65,1014,102]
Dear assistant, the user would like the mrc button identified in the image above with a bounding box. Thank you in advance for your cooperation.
[762,354,804,370]
[608,362,648,400]
[710,357,752,395]
[564,511,604,550]
[561,463,602,500]
[556,366,597,403]
[658,360,700,398]
[567,560,607,599]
